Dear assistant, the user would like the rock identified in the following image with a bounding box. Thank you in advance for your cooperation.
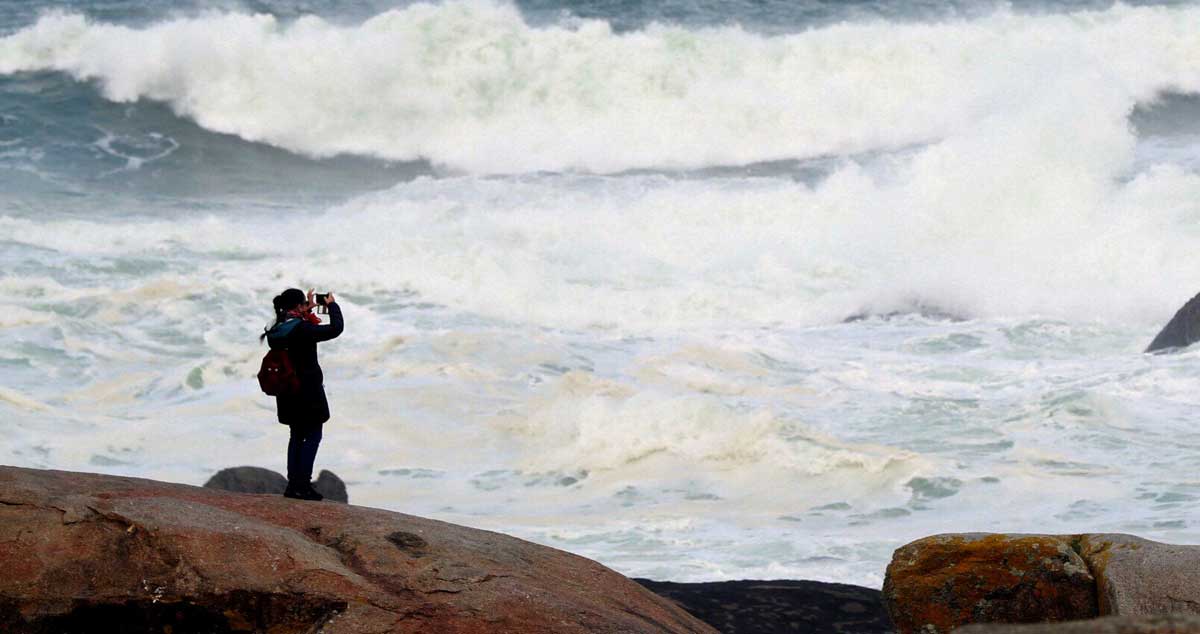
[635,578,894,634]
[313,469,349,503]
[0,466,715,634]
[885,533,1200,633]
[1146,291,1200,352]
[1077,534,1200,616]
[883,534,1097,634]
[203,466,349,503]
[957,613,1200,633]
[203,465,287,494]
[844,299,965,323]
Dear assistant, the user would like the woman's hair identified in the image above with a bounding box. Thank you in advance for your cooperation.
[260,288,307,342]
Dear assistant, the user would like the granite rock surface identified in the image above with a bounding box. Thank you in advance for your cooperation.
[1077,534,1200,616]
[884,533,1200,634]
[0,466,715,634]
[883,533,1098,634]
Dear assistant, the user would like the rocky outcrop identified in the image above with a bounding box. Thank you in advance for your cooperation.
[957,613,1200,633]
[884,533,1200,634]
[203,466,349,503]
[0,466,715,634]
[635,578,894,634]
[883,534,1097,634]
[1146,291,1200,352]
[1077,534,1200,616]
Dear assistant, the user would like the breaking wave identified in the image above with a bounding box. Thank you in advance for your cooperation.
[2,1,1199,173]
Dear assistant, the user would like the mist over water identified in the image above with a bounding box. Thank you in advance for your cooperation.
[3,0,1200,586]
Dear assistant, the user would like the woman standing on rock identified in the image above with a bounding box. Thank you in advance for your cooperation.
[261,288,343,500]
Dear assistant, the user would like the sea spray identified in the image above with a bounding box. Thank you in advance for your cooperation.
[2,2,1200,172]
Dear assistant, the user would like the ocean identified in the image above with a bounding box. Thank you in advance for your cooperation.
[3,0,1200,588]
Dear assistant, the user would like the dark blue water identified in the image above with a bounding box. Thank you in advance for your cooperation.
[0,70,424,217]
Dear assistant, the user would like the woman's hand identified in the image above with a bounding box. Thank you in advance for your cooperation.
[323,292,336,305]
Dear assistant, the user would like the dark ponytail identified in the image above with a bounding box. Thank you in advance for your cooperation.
[260,288,307,342]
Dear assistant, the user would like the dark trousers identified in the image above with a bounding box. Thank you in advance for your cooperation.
[287,423,323,486]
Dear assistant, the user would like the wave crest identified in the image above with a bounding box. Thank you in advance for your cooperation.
[2,1,1199,173]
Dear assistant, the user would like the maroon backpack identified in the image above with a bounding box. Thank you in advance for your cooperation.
[257,349,300,396]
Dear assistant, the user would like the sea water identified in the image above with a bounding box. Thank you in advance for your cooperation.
[3,0,1200,588]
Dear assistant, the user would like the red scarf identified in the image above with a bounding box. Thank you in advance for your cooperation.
[287,308,322,326]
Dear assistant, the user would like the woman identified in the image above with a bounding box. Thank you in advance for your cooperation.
[262,288,344,500]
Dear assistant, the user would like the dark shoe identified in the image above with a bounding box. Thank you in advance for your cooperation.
[283,483,322,501]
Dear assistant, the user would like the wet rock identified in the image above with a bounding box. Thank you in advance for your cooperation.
[882,533,1097,634]
[844,299,965,323]
[1146,291,1200,352]
[203,466,349,503]
[957,613,1200,633]
[0,466,714,634]
[636,578,894,634]
[1077,534,1200,616]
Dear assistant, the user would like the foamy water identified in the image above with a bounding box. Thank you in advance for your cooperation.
[3,0,1200,587]
[3,2,1200,174]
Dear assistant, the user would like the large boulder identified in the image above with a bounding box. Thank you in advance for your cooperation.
[1146,291,1200,352]
[883,534,1098,634]
[957,613,1200,633]
[203,466,349,503]
[0,466,715,634]
[1077,534,1200,616]
[884,533,1200,634]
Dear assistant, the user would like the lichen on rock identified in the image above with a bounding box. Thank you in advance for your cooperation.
[882,533,1098,634]
[885,532,1200,634]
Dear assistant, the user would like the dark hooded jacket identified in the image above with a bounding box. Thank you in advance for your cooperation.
[265,302,343,426]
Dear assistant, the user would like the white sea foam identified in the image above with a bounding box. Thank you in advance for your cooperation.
[1,2,1199,172]
[6,155,1200,335]
[500,370,922,478]
[7,0,1200,587]
[5,1,1200,327]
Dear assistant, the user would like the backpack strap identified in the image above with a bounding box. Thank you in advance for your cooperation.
[266,318,303,345]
